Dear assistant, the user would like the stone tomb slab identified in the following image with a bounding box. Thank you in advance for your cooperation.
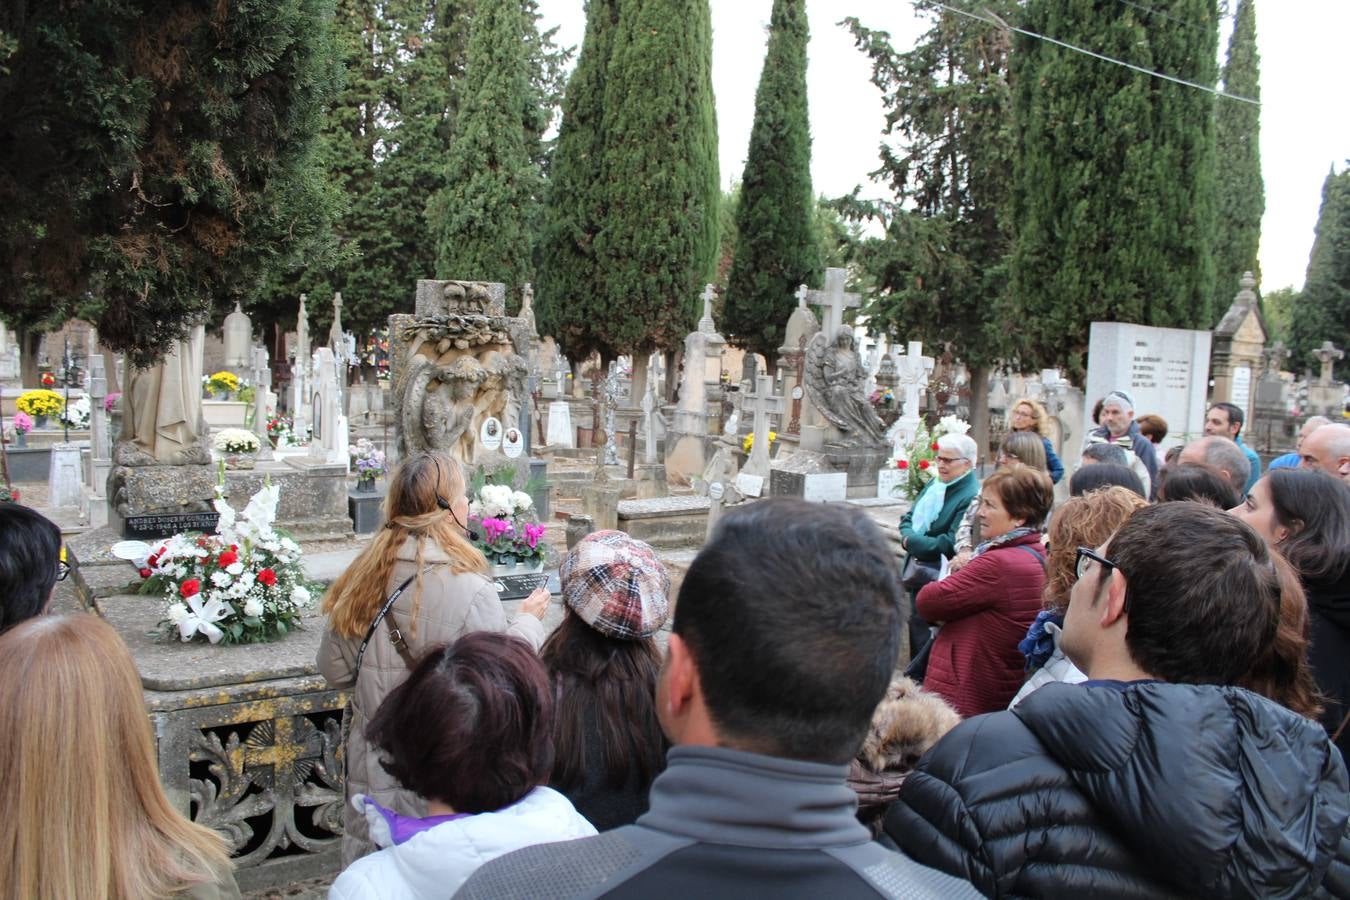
[617,495,712,549]
[1084,322,1211,449]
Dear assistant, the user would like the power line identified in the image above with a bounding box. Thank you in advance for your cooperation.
[927,1,1259,106]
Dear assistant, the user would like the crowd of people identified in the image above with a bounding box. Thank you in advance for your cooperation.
[2,399,1350,898]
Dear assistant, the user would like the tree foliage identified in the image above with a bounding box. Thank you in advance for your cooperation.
[538,0,719,364]
[1289,167,1350,379]
[841,3,1017,373]
[0,0,342,367]
[427,0,545,310]
[1214,0,1263,310]
[723,0,821,362]
[1009,0,1219,378]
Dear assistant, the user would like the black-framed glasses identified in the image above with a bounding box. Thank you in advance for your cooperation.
[56,560,70,582]
[935,455,968,464]
[1075,546,1116,581]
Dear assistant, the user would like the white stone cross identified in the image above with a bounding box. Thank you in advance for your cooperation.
[895,341,934,419]
[742,374,786,477]
[1315,341,1344,384]
[698,283,718,334]
[795,283,809,309]
[805,268,860,337]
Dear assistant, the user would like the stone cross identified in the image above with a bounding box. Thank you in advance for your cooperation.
[1314,341,1344,384]
[895,341,934,419]
[603,362,621,466]
[742,374,785,477]
[697,283,718,334]
[329,291,344,357]
[795,283,809,309]
[805,268,860,337]
[1263,340,1290,376]
[252,346,274,460]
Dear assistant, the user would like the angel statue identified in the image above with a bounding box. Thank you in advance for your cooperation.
[803,327,888,447]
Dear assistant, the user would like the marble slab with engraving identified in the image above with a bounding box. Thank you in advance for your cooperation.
[1084,322,1211,446]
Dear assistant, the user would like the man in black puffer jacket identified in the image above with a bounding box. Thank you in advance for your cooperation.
[886,502,1350,898]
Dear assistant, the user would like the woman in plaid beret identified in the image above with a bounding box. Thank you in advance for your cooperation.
[541,530,672,830]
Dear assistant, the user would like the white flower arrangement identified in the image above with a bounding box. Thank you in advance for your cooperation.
[139,478,317,644]
[468,482,534,519]
[214,428,261,454]
[59,395,91,429]
[937,414,971,436]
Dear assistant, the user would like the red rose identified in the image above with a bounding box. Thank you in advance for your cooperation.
[180,579,201,598]
[898,460,909,470]
[217,550,238,568]
[40,372,55,387]
[258,568,277,587]
[931,442,940,451]
[138,567,152,579]
[918,459,930,470]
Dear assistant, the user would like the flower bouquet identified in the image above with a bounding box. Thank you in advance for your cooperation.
[59,395,91,430]
[214,428,261,469]
[741,429,778,454]
[467,481,548,569]
[9,411,32,447]
[105,392,122,414]
[139,479,318,644]
[16,389,63,427]
[40,371,56,388]
[349,439,388,491]
[886,415,971,501]
[205,370,241,399]
[266,415,297,448]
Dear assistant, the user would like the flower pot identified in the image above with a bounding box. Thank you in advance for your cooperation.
[224,452,256,470]
[33,415,48,429]
[355,478,376,493]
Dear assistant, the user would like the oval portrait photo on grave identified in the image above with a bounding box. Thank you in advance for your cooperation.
[480,416,503,450]
[503,427,523,459]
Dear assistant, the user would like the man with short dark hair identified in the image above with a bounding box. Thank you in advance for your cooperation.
[884,503,1350,898]
[1178,434,1251,498]
[1205,401,1261,492]
[1078,441,1128,468]
[458,500,979,900]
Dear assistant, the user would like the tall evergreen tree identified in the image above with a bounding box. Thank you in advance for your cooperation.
[1213,0,1263,309]
[594,0,719,359]
[0,0,341,367]
[1289,167,1350,379]
[534,0,619,360]
[427,0,545,309]
[1010,0,1219,378]
[842,3,1017,450]
[723,0,821,364]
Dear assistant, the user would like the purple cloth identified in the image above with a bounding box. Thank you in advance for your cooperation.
[368,799,468,845]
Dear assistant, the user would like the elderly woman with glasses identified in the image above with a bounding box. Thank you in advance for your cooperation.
[899,433,980,659]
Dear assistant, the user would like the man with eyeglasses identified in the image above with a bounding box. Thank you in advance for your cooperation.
[883,502,1350,898]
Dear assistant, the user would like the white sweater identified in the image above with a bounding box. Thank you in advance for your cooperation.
[329,787,597,900]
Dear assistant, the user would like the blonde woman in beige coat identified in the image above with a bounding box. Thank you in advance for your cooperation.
[318,451,549,863]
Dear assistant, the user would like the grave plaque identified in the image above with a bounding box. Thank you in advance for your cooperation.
[492,570,558,601]
[1084,322,1211,446]
[802,472,848,503]
[877,467,905,500]
[124,511,222,540]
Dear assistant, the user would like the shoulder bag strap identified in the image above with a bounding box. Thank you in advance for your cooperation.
[353,573,418,678]
[1013,543,1048,571]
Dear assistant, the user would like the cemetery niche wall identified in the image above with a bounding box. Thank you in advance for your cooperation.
[389,280,530,480]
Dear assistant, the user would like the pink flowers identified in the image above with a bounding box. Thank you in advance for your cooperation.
[523,523,546,549]
[12,411,32,434]
[480,517,513,543]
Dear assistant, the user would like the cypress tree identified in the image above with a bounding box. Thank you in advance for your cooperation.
[1213,0,1263,309]
[1289,167,1350,379]
[1010,0,1219,377]
[535,0,620,361]
[427,0,545,310]
[593,0,719,359]
[723,0,821,364]
[0,0,341,367]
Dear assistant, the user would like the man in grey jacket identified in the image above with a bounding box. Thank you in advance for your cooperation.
[456,499,979,900]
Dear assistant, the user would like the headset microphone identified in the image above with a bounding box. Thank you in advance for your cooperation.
[436,493,480,542]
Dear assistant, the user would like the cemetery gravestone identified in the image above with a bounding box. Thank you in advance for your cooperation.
[1083,322,1211,449]
[742,374,784,478]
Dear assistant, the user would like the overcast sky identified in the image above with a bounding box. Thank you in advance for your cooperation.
[534,1,1349,294]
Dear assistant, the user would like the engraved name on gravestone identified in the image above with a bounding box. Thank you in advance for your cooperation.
[1084,322,1211,446]
[124,511,222,540]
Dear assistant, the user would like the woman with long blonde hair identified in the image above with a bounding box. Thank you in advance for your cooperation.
[318,451,549,863]
[1008,397,1064,484]
[0,614,238,899]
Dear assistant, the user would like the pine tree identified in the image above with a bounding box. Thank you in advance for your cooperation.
[1010,0,1219,378]
[0,0,341,367]
[723,0,821,364]
[593,0,719,359]
[535,0,620,360]
[427,0,545,310]
[1289,167,1350,379]
[1213,0,1263,309]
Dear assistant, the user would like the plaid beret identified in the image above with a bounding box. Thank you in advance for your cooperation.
[559,530,670,640]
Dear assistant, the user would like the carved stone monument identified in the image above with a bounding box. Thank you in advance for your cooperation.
[223,302,253,370]
[887,340,935,457]
[1307,340,1346,418]
[290,294,312,441]
[1210,272,1267,425]
[741,374,785,478]
[665,284,726,480]
[389,280,530,477]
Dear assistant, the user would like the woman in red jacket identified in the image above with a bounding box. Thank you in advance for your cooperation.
[916,466,1054,717]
